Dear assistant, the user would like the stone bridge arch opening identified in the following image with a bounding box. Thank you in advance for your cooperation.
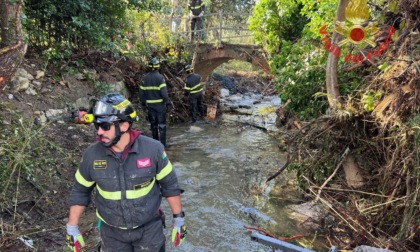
[192,44,270,81]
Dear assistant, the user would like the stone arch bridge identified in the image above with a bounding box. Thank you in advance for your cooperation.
[192,43,270,81]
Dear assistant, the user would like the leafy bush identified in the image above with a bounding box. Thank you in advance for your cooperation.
[0,103,55,195]
[249,0,365,120]
[94,81,113,97]
[272,39,329,119]
[23,0,164,55]
[249,0,308,54]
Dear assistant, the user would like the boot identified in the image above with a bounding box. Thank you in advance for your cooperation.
[158,124,167,147]
[151,126,159,141]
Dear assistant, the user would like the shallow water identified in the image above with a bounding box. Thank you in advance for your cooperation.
[162,121,314,251]
[57,120,324,252]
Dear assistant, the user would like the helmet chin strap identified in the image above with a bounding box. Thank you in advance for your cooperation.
[102,121,132,148]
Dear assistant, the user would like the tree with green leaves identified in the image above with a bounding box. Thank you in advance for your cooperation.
[23,0,164,53]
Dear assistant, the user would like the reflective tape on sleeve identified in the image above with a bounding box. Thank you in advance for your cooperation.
[75,169,95,188]
[156,162,173,181]
[140,83,166,90]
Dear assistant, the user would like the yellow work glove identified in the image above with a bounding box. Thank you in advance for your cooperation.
[171,215,187,247]
[66,224,85,252]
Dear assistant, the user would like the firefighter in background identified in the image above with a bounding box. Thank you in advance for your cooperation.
[140,58,172,147]
[178,64,204,123]
[188,0,205,42]
[66,93,186,251]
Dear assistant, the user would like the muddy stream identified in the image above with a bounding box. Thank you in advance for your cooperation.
[62,95,328,252]
[163,121,297,251]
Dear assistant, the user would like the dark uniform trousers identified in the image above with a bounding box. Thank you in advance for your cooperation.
[100,218,165,252]
[191,16,203,41]
[147,104,167,147]
[188,92,204,122]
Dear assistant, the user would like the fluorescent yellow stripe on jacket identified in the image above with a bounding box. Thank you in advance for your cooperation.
[190,87,203,93]
[96,178,156,200]
[156,161,173,181]
[146,99,164,103]
[185,83,203,90]
[185,83,203,93]
[75,169,95,187]
[190,3,204,9]
[140,83,166,90]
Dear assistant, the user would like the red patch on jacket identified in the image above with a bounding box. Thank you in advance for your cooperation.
[137,158,151,168]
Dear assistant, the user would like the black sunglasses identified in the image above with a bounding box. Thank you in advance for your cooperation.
[94,122,114,131]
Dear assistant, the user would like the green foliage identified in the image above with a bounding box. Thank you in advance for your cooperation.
[42,47,73,67]
[389,0,398,13]
[249,0,364,120]
[271,39,329,119]
[210,0,255,14]
[20,0,254,66]
[122,8,192,65]
[23,0,164,55]
[288,163,305,189]
[19,0,197,73]
[249,0,308,53]
[361,90,382,112]
[0,102,57,196]
[248,0,334,119]
[378,63,389,71]
[93,81,113,97]
[249,0,339,55]
[298,0,337,38]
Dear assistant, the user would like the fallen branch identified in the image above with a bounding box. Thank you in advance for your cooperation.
[315,147,349,202]
[266,116,332,183]
[260,80,274,96]
[293,120,306,134]
[265,158,291,183]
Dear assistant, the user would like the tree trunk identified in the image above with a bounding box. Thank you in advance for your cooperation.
[326,0,363,188]
[0,0,23,46]
[0,0,26,90]
[326,0,364,188]
[325,0,349,109]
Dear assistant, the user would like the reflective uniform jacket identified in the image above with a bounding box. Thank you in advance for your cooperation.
[67,130,182,229]
[188,0,205,16]
[184,73,203,96]
[140,70,169,110]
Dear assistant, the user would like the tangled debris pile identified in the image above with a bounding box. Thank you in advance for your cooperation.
[269,3,420,250]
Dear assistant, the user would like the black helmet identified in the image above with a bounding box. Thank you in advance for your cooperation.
[92,93,137,123]
[148,57,160,69]
[91,93,137,147]
[185,64,193,73]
